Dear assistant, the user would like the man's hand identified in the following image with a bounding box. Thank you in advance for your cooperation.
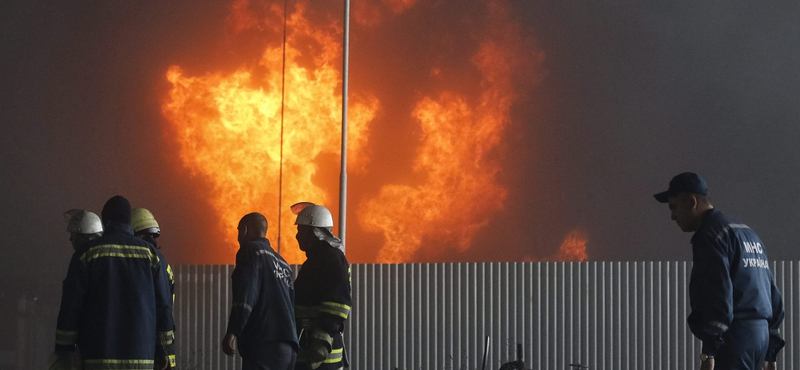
[155,356,170,370]
[700,358,714,370]
[221,333,237,356]
[762,362,777,370]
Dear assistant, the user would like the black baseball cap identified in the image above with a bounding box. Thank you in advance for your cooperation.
[653,172,708,203]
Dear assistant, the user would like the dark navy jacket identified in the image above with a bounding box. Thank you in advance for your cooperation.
[55,222,175,369]
[688,209,785,360]
[226,238,297,356]
[295,238,351,367]
[295,239,351,329]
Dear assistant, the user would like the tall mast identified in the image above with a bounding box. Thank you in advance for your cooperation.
[338,0,351,251]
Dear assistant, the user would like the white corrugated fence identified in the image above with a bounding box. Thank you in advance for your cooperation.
[173,262,798,370]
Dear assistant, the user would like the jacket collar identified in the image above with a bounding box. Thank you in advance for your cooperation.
[690,208,718,244]
[103,221,134,236]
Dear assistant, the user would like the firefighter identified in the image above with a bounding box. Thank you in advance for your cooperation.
[655,173,785,370]
[131,208,177,369]
[222,212,298,370]
[49,209,105,370]
[55,196,174,370]
[63,209,103,253]
[131,208,163,250]
[291,202,351,370]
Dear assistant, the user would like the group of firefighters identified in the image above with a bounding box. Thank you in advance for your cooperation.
[52,171,788,370]
[53,195,349,370]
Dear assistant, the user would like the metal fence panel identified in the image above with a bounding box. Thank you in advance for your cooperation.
[174,262,799,370]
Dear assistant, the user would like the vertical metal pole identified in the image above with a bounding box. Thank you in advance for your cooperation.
[277,0,288,254]
[339,0,350,251]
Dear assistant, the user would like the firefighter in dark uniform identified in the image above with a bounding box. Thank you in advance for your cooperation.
[55,196,175,370]
[655,173,785,370]
[291,202,351,370]
[49,210,105,370]
[222,212,298,370]
[131,208,177,369]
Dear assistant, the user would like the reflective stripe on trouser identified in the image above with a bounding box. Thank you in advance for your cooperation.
[323,348,342,364]
[316,333,344,370]
[295,332,344,370]
[82,359,155,370]
[715,320,769,370]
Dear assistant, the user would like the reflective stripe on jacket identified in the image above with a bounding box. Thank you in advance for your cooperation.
[295,238,351,367]
[154,248,177,367]
[55,222,175,362]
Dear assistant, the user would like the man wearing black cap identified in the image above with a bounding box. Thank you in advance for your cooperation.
[55,195,175,370]
[655,173,785,370]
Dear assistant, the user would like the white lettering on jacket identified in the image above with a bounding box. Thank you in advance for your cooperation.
[273,260,293,288]
[743,257,770,270]
[743,241,763,255]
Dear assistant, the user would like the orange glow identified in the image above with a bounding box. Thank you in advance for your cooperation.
[384,0,416,13]
[162,3,378,263]
[227,0,261,33]
[162,0,581,264]
[360,2,518,263]
[556,230,589,262]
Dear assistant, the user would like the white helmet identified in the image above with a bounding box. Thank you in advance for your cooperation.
[291,202,334,228]
[63,209,103,235]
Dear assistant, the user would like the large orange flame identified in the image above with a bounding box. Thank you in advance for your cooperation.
[359,2,519,263]
[162,0,585,263]
[162,3,378,263]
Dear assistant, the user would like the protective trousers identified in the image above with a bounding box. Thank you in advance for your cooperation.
[314,333,345,370]
[715,320,769,370]
[242,341,297,370]
[294,333,345,370]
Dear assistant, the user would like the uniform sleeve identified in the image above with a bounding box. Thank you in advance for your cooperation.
[168,263,176,304]
[765,276,786,361]
[226,246,262,336]
[153,251,176,357]
[687,232,732,356]
[55,253,88,353]
[316,255,352,334]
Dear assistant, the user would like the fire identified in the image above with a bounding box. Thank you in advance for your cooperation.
[353,0,417,26]
[360,1,520,263]
[384,0,417,13]
[521,230,589,262]
[162,0,578,263]
[162,2,378,263]
[555,229,588,262]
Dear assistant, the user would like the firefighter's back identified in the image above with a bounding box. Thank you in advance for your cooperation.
[79,223,162,360]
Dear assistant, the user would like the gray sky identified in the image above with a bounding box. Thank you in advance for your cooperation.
[1,0,798,280]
